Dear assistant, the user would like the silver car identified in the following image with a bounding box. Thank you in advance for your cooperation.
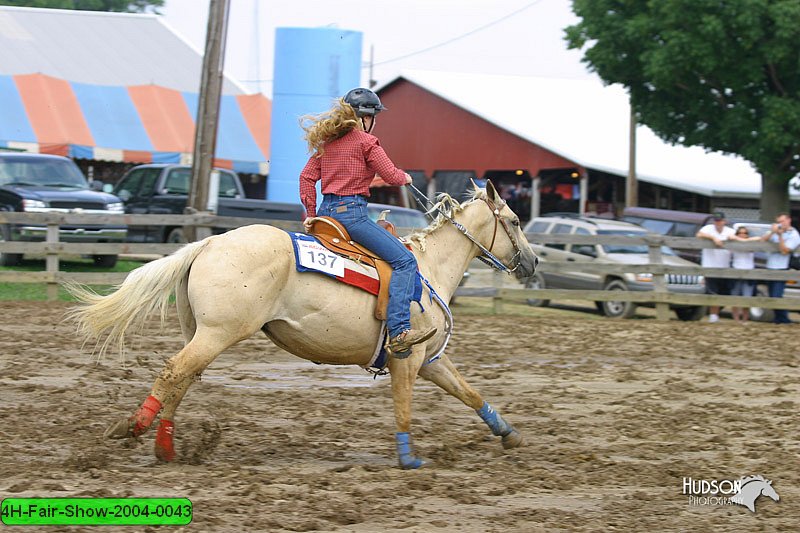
[523,216,707,320]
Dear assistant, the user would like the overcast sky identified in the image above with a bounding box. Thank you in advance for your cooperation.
[160,0,595,96]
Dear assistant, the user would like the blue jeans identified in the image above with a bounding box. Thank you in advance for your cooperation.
[318,194,417,337]
[767,279,791,323]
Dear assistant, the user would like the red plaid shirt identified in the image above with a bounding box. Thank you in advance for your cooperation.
[299,129,407,217]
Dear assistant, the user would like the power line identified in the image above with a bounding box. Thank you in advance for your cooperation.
[371,0,545,67]
[235,0,546,84]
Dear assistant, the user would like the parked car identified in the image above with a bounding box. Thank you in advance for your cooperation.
[626,212,795,322]
[620,206,715,263]
[367,203,430,233]
[110,164,304,243]
[367,203,470,293]
[523,215,707,320]
[0,152,126,267]
[729,220,799,323]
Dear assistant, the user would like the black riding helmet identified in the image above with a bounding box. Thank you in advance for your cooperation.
[343,88,386,117]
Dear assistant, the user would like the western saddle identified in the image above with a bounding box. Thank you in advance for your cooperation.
[306,216,401,321]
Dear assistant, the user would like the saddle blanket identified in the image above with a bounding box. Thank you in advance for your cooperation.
[287,231,422,301]
[287,231,452,374]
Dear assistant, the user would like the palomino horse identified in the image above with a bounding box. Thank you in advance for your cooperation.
[67,181,538,469]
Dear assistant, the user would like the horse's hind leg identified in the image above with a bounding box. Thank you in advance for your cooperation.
[418,353,523,449]
[150,279,197,461]
[105,327,237,446]
[151,375,194,461]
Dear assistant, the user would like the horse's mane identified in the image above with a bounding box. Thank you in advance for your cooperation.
[407,187,487,250]
[739,475,768,485]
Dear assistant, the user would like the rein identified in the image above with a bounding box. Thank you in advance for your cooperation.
[408,184,522,274]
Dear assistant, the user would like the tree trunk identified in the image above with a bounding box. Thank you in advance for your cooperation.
[759,173,790,221]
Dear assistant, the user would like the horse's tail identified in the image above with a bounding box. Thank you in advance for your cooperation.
[65,238,213,359]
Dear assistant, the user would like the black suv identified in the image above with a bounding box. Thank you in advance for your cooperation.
[0,152,126,266]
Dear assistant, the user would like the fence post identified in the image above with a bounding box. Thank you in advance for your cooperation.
[45,223,59,301]
[492,269,504,315]
[648,240,670,320]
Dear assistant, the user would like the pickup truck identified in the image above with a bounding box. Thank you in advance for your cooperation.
[0,152,127,267]
[111,164,305,243]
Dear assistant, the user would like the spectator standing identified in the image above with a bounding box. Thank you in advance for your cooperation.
[729,226,760,324]
[696,212,735,323]
[760,213,800,324]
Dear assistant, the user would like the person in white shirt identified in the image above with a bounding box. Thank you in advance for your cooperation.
[729,226,761,324]
[760,212,800,324]
[696,212,736,323]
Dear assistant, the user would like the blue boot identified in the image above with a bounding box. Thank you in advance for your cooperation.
[395,432,426,469]
[476,401,524,449]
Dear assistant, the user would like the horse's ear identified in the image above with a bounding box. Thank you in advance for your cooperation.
[470,177,480,191]
[485,179,499,203]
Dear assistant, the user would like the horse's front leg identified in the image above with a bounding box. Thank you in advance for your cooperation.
[387,344,428,469]
[418,353,523,449]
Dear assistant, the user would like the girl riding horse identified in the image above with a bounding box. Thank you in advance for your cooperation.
[299,88,436,358]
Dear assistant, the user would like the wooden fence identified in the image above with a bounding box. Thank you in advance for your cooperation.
[459,232,800,319]
[0,212,301,299]
[1,212,799,319]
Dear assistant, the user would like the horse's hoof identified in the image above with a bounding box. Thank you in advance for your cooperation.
[398,456,427,470]
[154,420,176,462]
[104,417,134,439]
[502,429,524,449]
[154,445,176,462]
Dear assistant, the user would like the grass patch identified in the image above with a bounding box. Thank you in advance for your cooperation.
[0,256,146,301]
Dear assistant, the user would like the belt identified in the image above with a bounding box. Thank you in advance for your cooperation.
[323,193,367,200]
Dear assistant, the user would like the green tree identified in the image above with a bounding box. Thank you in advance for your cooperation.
[0,0,163,13]
[565,0,800,218]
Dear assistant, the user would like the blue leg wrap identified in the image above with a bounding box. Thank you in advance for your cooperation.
[395,432,425,469]
[476,401,512,437]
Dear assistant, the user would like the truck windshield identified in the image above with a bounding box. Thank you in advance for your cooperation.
[0,157,87,188]
[598,230,676,255]
[165,168,240,198]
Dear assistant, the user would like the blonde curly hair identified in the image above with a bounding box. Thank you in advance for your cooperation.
[300,98,362,156]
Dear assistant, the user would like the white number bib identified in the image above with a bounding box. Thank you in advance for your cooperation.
[297,239,344,277]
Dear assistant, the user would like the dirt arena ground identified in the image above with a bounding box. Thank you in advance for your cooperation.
[0,300,798,532]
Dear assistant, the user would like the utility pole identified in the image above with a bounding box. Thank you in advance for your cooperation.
[368,45,376,88]
[186,0,231,241]
[626,106,638,207]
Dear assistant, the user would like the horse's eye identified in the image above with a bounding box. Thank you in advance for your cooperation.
[512,219,520,227]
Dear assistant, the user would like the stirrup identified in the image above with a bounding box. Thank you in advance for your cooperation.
[386,327,437,359]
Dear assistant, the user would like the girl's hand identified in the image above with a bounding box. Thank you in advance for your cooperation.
[303,218,314,232]
[404,173,413,184]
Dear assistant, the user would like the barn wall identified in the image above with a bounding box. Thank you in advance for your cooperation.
[376,81,575,177]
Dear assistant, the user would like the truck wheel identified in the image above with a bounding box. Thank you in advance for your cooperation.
[674,306,706,321]
[92,255,118,268]
[525,272,550,307]
[166,228,188,244]
[600,279,636,318]
[0,226,22,266]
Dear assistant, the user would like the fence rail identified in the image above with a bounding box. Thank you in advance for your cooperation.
[456,284,800,310]
[1,213,798,317]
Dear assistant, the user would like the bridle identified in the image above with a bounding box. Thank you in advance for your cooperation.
[409,184,523,274]
[480,195,524,273]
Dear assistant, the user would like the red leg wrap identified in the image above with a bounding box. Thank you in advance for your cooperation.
[154,419,176,462]
[131,395,162,437]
